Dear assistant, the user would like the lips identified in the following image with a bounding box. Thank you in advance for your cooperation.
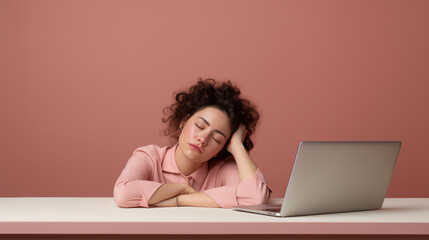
[188,143,202,153]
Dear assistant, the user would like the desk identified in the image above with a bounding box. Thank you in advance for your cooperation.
[0,198,428,239]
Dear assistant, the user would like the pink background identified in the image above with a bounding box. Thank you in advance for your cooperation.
[1,0,428,198]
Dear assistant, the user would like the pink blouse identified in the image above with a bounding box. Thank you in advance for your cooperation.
[113,144,271,208]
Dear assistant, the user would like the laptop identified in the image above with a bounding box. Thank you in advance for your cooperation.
[232,141,401,217]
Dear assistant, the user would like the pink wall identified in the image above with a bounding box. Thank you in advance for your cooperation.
[1,0,428,197]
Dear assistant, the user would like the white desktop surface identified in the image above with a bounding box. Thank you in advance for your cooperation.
[0,197,428,235]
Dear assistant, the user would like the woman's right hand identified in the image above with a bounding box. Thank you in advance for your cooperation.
[181,183,198,195]
[148,183,197,206]
[173,183,198,195]
[152,183,198,207]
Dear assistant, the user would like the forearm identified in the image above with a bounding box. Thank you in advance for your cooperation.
[152,196,178,207]
[230,141,258,181]
[148,183,188,205]
[178,192,220,208]
[152,192,220,208]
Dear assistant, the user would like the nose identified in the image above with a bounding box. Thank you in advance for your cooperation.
[197,131,209,146]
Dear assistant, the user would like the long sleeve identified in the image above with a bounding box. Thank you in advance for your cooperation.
[203,160,271,208]
[113,147,164,208]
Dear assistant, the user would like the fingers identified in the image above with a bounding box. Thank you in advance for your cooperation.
[236,124,247,142]
[185,184,198,194]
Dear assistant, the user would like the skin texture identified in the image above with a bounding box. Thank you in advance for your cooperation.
[175,106,232,176]
[149,106,258,207]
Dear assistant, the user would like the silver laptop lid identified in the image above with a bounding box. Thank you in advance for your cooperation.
[281,141,401,217]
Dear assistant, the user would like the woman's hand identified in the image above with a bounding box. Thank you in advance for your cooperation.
[182,184,198,194]
[226,124,258,180]
[152,184,198,207]
[227,124,248,155]
[148,183,197,206]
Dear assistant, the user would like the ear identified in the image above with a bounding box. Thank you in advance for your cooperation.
[179,118,188,129]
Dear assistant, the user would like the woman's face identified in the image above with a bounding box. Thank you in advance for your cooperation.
[177,106,232,163]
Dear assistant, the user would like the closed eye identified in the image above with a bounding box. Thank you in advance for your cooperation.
[212,137,221,144]
[195,120,224,144]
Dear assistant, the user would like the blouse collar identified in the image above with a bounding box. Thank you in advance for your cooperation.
[162,143,208,189]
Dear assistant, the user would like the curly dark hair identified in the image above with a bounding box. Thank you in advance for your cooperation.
[161,77,259,160]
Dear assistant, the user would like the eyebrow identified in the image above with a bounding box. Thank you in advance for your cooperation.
[198,117,227,139]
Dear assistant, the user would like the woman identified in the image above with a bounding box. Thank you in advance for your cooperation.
[114,78,271,208]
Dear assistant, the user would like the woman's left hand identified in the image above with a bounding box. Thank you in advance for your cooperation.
[227,124,247,154]
[226,124,258,180]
